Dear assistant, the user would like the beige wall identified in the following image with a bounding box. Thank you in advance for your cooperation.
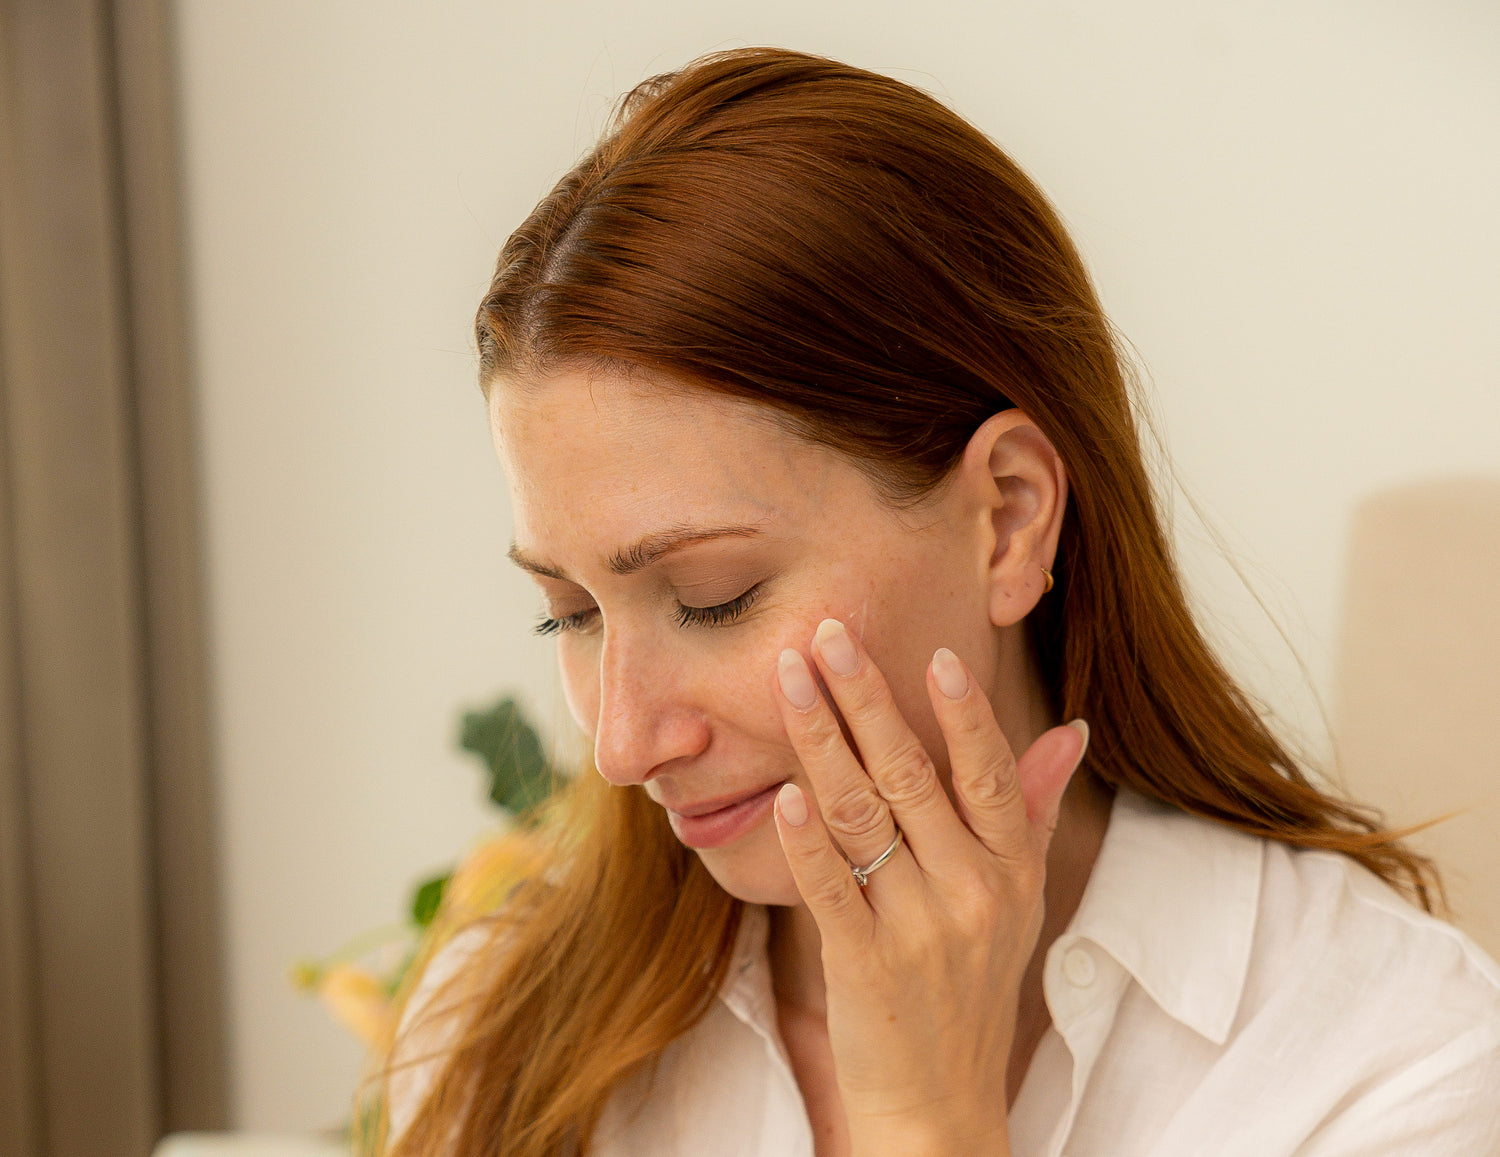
[171,0,1500,1132]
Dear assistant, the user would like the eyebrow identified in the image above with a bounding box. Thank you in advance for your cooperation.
[507,525,765,581]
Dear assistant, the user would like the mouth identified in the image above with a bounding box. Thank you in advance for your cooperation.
[666,783,784,818]
[665,782,786,849]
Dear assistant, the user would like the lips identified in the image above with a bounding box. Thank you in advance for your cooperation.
[665,783,784,850]
[665,783,784,818]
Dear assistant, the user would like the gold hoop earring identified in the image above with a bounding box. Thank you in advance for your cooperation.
[1042,566,1054,593]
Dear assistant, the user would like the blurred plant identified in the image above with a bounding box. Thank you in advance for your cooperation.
[290,695,557,1051]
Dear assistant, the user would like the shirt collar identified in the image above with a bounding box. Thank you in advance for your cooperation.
[719,902,780,1043]
[1059,786,1263,1044]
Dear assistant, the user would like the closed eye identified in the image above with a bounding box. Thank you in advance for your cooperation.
[533,583,764,636]
[533,607,598,636]
[671,582,763,628]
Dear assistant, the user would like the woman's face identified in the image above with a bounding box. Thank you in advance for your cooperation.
[491,368,1001,907]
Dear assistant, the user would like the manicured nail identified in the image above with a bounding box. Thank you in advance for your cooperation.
[778,782,808,826]
[778,649,819,709]
[1066,718,1090,769]
[932,647,968,699]
[814,618,858,676]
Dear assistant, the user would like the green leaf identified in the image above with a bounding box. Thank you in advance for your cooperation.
[410,872,450,927]
[459,695,553,816]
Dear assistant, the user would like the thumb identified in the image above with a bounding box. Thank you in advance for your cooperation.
[1020,719,1090,839]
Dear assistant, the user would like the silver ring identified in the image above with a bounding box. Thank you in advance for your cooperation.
[851,828,904,887]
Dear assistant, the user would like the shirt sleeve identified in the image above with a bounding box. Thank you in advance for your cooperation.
[1294,1021,1500,1156]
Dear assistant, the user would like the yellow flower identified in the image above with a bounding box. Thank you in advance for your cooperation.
[317,963,395,1049]
[442,830,544,921]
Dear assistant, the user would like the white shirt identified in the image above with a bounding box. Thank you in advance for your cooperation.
[391,788,1500,1155]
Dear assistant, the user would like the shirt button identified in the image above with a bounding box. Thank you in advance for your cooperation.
[1062,946,1097,988]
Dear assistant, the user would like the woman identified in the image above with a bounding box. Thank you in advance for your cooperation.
[378,47,1500,1157]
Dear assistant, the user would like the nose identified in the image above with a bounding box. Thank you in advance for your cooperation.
[590,630,710,787]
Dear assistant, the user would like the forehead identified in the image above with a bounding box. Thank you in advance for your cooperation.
[488,369,861,548]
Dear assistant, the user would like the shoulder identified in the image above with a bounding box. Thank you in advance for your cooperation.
[385,921,501,1148]
[1252,837,1500,1022]
[1238,842,1500,1150]
[1246,838,1500,1140]
[1061,792,1500,1152]
[1096,788,1500,1028]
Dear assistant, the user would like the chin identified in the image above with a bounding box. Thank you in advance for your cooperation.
[692,824,804,907]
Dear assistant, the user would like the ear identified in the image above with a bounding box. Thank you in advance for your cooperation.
[957,410,1069,628]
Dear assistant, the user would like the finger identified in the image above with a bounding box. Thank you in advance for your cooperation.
[1020,718,1091,841]
[809,619,971,871]
[776,647,911,879]
[773,782,875,944]
[925,647,1028,861]
[927,647,1090,858]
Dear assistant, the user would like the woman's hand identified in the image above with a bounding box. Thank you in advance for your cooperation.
[771,618,1089,1157]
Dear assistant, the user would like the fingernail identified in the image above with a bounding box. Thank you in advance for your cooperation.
[778,649,819,709]
[778,782,808,826]
[814,618,858,676]
[932,647,968,699]
[1066,718,1091,769]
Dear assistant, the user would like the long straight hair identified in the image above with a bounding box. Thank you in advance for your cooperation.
[378,46,1443,1157]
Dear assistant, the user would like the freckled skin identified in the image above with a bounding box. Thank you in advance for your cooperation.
[489,368,1004,907]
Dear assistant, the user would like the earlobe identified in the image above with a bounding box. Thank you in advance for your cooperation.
[959,411,1068,628]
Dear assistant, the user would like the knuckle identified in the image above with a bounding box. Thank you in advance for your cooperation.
[950,895,993,937]
[822,786,890,842]
[948,700,991,739]
[837,670,890,721]
[879,741,941,806]
[797,710,848,763]
[898,922,945,965]
[810,882,858,918]
[949,871,1003,929]
[805,869,856,915]
[961,752,1022,808]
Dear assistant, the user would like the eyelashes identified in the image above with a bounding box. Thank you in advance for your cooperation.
[533,583,764,637]
[532,610,594,637]
[670,583,763,629]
